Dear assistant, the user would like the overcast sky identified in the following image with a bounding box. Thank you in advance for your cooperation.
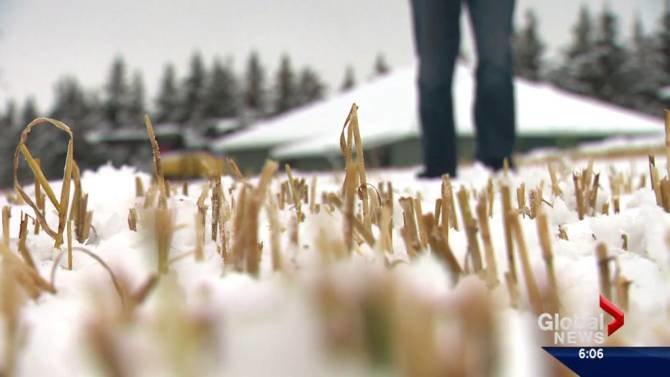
[0,0,665,112]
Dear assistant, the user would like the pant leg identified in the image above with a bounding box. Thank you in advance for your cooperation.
[410,0,462,176]
[465,0,516,162]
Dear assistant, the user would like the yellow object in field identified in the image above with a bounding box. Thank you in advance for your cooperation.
[162,152,224,179]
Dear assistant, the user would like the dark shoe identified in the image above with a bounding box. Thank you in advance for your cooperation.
[417,169,455,179]
[479,157,514,172]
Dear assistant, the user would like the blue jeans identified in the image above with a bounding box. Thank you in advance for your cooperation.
[411,0,516,176]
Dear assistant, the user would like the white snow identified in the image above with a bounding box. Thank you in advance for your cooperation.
[2,140,670,376]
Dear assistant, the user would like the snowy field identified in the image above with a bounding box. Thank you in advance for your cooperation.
[2,119,670,376]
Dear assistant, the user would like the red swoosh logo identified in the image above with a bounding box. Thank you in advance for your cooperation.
[600,294,624,336]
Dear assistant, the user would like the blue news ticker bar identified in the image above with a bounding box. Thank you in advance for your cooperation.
[543,347,670,377]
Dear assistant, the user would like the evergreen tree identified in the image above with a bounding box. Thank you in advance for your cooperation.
[568,6,594,59]
[21,97,38,126]
[103,56,129,127]
[50,77,104,171]
[658,5,670,82]
[273,55,298,115]
[550,6,631,107]
[1,100,16,129]
[127,71,145,123]
[244,51,267,117]
[296,67,326,106]
[340,66,356,92]
[51,76,90,124]
[621,16,664,113]
[204,58,240,119]
[0,101,18,188]
[590,6,627,102]
[373,54,390,77]
[180,52,207,124]
[549,5,599,96]
[513,10,544,81]
[155,64,180,123]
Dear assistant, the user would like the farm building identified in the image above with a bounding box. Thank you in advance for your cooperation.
[212,63,663,173]
[85,123,188,166]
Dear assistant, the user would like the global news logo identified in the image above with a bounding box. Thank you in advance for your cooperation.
[537,294,624,345]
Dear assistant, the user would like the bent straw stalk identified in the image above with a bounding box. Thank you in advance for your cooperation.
[13,117,75,248]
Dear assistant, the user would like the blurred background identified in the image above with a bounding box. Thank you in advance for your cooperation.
[0,0,668,186]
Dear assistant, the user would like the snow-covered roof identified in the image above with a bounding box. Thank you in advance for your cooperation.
[209,117,243,134]
[212,63,663,159]
[210,68,417,153]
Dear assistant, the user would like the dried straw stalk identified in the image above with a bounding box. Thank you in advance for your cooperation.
[378,206,393,253]
[13,117,75,248]
[500,182,518,284]
[615,275,631,312]
[536,211,560,313]
[441,175,458,231]
[266,190,283,271]
[649,156,662,207]
[573,173,585,220]
[211,179,223,241]
[339,104,371,233]
[457,187,483,273]
[70,163,92,243]
[0,258,23,377]
[135,176,145,197]
[285,164,304,222]
[2,206,9,247]
[510,212,542,314]
[596,243,612,301]
[230,160,277,275]
[476,194,498,287]
[0,242,55,298]
[18,214,36,270]
[399,197,420,256]
[413,198,429,250]
[486,178,495,217]
[67,219,73,270]
[143,116,167,208]
[310,176,318,214]
[665,110,670,179]
[155,207,174,274]
[517,183,527,217]
[225,157,245,181]
[128,208,138,232]
[194,210,205,262]
[423,213,462,284]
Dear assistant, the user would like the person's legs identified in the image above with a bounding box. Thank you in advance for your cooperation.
[410,0,462,177]
[466,0,516,168]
